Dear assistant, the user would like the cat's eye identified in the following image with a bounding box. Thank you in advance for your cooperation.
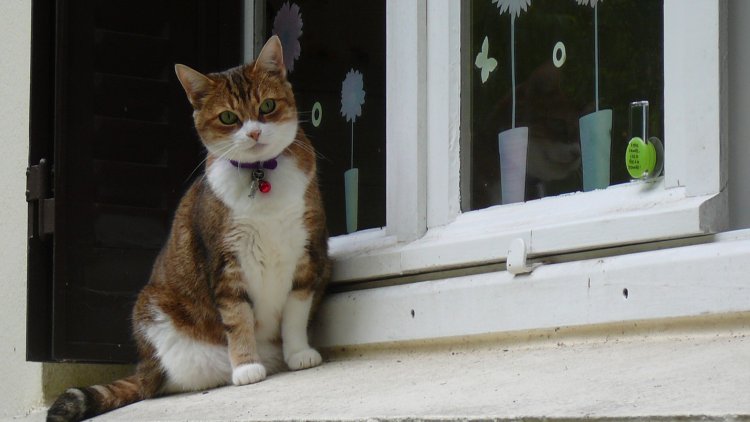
[218,111,239,125]
[259,99,276,115]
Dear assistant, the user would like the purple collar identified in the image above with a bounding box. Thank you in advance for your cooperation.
[228,157,279,170]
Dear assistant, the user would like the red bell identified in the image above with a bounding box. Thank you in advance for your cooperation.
[259,180,271,193]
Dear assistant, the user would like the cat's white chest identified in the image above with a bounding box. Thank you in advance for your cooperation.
[208,158,309,340]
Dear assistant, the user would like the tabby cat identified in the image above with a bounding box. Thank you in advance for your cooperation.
[47,36,331,422]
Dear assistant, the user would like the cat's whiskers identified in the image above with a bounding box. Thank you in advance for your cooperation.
[213,142,241,165]
[185,157,210,183]
[195,141,241,181]
[184,142,236,183]
[214,143,262,182]
[293,137,328,161]
[291,138,313,154]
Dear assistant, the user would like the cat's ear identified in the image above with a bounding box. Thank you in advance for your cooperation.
[175,64,213,108]
[254,35,286,78]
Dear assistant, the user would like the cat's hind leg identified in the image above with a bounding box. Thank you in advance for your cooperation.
[143,311,235,392]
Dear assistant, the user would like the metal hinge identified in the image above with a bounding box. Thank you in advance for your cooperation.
[26,158,54,239]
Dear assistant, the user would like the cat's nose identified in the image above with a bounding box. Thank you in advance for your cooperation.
[247,129,261,141]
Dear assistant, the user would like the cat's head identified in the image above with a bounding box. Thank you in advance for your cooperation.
[175,36,297,164]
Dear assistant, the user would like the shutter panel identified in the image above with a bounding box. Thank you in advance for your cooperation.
[28,0,242,363]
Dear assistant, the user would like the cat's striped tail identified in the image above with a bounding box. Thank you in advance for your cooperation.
[46,375,144,422]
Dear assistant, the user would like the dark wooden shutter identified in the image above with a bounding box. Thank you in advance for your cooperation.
[27,0,242,363]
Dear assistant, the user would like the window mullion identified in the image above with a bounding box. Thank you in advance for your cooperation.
[664,0,727,197]
[386,0,427,242]
[426,0,461,229]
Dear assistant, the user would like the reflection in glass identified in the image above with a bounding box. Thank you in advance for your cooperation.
[462,0,663,210]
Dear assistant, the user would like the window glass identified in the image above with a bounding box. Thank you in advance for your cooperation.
[463,0,663,210]
[263,0,386,236]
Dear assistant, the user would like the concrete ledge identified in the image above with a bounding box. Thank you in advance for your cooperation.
[17,316,750,421]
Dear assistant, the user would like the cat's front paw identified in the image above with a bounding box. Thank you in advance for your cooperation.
[232,363,267,386]
[286,348,322,371]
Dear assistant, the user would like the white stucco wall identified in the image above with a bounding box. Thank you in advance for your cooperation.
[0,0,44,418]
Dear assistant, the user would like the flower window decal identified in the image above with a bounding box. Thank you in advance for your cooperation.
[272,2,303,73]
[575,0,605,111]
[493,0,532,204]
[341,70,365,125]
[493,0,531,18]
[575,0,613,192]
[340,69,366,233]
[491,0,531,129]
[340,69,366,169]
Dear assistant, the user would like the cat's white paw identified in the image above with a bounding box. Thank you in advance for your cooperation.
[232,363,267,386]
[286,348,322,371]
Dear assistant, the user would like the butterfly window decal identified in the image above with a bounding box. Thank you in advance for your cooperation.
[475,36,498,84]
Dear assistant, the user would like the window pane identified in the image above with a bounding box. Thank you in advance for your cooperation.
[462,0,663,211]
[263,0,386,236]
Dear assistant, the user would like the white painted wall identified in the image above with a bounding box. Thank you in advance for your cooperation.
[728,0,750,229]
[0,0,44,418]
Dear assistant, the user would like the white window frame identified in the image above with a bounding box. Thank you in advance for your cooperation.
[329,0,728,284]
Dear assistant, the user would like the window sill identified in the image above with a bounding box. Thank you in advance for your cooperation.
[318,228,750,347]
[330,180,727,283]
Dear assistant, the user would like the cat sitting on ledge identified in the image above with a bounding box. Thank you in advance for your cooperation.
[47,35,331,422]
